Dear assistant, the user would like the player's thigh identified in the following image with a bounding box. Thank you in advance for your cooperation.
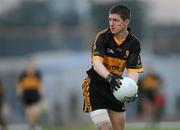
[108,110,126,130]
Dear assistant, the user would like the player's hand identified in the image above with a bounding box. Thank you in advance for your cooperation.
[127,94,138,103]
[106,74,123,92]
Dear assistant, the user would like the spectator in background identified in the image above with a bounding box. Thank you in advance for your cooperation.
[17,57,43,130]
[154,86,166,125]
[137,67,165,126]
[0,80,8,130]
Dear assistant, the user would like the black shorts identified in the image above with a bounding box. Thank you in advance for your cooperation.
[82,76,125,113]
[21,90,41,106]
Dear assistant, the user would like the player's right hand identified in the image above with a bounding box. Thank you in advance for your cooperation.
[106,74,123,92]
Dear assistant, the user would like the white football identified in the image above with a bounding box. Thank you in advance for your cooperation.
[113,77,138,102]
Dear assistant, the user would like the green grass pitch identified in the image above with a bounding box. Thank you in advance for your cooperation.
[43,128,180,130]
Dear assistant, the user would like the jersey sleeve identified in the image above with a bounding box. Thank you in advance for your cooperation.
[127,40,144,73]
[91,31,107,62]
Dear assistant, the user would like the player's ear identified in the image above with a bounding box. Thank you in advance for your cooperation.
[124,19,130,25]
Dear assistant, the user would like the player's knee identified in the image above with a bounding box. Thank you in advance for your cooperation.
[90,109,112,129]
[97,121,112,130]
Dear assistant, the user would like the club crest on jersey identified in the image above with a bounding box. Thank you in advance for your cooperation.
[107,48,114,54]
[115,48,121,52]
[124,50,130,58]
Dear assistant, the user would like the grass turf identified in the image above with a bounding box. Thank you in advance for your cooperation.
[43,128,180,130]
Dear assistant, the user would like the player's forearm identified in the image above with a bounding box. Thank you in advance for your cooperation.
[128,72,139,83]
[93,60,110,79]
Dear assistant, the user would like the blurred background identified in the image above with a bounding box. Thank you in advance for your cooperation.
[0,0,180,128]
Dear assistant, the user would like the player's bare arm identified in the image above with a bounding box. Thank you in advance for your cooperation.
[92,59,110,79]
[128,72,139,83]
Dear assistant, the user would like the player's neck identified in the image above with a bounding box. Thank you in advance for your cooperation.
[114,30,129,41]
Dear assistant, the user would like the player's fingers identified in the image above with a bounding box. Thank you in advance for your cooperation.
[115,79,122,85]
[114,86,118,91]
[116,85,121,88]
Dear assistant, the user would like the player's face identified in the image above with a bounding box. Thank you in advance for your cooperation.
[109,13,129,35]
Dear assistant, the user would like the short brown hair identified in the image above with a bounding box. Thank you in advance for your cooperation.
[109,4,131,21]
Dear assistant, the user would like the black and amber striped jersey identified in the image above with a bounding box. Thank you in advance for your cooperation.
[18,70,42,90]
[87,28,143,79]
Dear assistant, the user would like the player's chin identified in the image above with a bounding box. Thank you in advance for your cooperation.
[110,30,116,34]
[110,29,118,34]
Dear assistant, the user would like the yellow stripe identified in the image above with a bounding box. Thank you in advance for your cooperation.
[113,36,126,45]
[142,76,160,89]
[82,77,92,112]
[103,56,127,75]
[92,56,104,62]
[128,68,144,73]
[18,76,42,89]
